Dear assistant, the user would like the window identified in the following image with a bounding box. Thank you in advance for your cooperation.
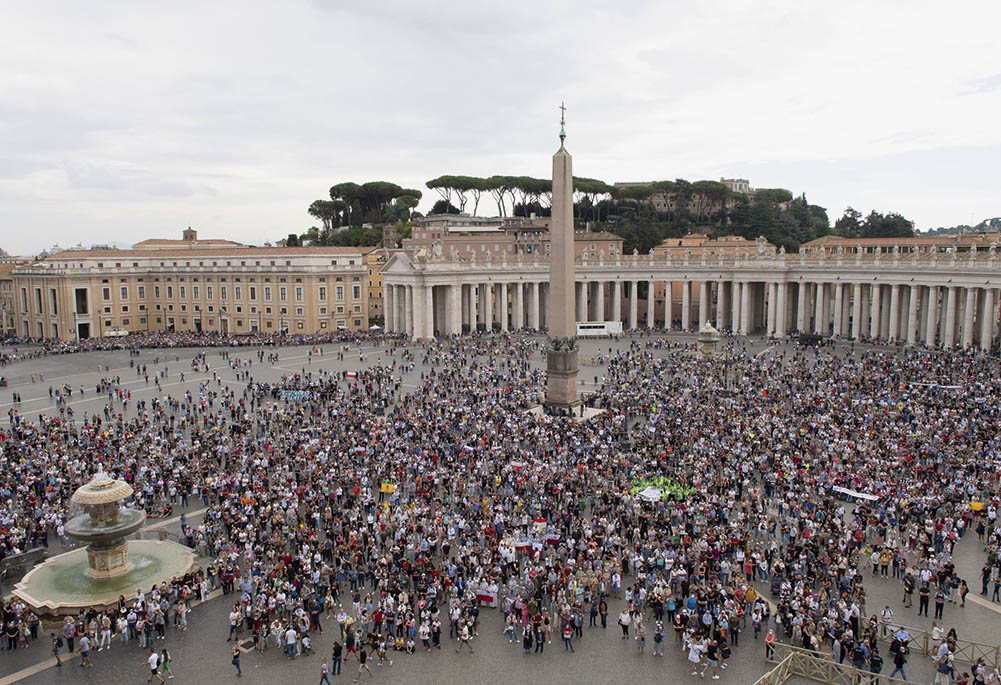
[179,286,186,298]
[206,286,213,299]
[137,286,145,299]
[166,286,173,298]
[279,287,287,301]
[264,286,271,302]
[49,289,58,315]
[295,286,303,301]
[219,286,226,300]
[318,286,326,301]
[295,307,303,316]
[121,306,128,313]
[192,286,199,299]
[352,285,361,299]
[235,286,242,300]
[34,288,42,311]
[120,286,128,300]
[102,287,111,301]
[336,286,344,300]
[121,318,129,325]
[154,285,161,298]
[319,307,327,315]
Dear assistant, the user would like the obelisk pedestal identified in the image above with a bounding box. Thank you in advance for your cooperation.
[545,110,580,412]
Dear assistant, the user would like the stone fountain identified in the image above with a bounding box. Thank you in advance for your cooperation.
[13,471,196,617]
[65,471,146,578]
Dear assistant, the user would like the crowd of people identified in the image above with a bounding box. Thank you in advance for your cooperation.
[1,331,1000,683]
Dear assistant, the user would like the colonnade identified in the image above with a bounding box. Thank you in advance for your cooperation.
[384,277,1000,351]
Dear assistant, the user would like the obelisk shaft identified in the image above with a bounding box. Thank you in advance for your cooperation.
[545,143,579,409]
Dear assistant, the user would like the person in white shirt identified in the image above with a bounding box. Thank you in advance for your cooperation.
[147,649,164,683]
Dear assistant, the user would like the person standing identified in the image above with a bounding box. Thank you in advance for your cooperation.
[51,632,63,667]
[332,641,342,676]
[319,657,331,685]
[78,633,93,668]
[231,644,242,678]
[598,598,608,629]
[618,609,630,638]
[653,622,665,657]
[562,621,574,653]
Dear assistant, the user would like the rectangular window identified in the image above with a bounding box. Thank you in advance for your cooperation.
[219,286,226,300]
[49,289,58,315]
[264,286,271,301]
[206,286,213,299]
[179,286,186,298]
[154,285,161,298]
[318,286,326,301]
[249,286,256,300]
[102,287,111,301]
[352,285,361,299]
[279,287,287,301]
[166,285,173,298]
[235,286,242,300]
[34,288,42,311]
[336,286,344,300]
[295,286,303,301]
[295,307,303,315]
[137,286,145,299]
[120,286,128,300]
[192,286,199,299]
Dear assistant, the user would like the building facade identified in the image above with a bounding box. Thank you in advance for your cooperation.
[381,236,1001,351]
[10,246,369,340]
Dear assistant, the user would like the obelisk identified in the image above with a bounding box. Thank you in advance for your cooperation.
[545,103,580,411]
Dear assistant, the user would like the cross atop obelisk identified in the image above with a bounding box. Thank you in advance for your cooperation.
[545,103,580,411]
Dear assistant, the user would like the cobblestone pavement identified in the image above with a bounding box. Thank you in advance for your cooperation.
[0,334,995,684]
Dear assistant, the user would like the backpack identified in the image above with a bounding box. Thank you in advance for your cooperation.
[56,636,64,648]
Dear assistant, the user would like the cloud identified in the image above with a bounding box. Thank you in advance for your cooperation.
[0,0,999,254]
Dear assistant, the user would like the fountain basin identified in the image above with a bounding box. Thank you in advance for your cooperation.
[64,508,146,544]
[12,539,196,617]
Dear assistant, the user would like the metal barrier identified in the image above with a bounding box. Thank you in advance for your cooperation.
[755,641,909,685]
[878,619,1000,671]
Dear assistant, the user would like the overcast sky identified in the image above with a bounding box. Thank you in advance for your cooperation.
[2,1,999,254]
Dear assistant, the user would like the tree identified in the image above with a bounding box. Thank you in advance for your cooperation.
[430,200,460,215]
[833,207,863,238]
[286,233,301,247]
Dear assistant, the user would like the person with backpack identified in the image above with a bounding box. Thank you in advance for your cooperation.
[51,632,63,667]
[869,646,883,681]
[653,621,665,657]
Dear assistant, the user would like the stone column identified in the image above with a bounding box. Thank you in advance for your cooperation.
[483,283,493,331]
[731,282,741,334]
[445,284,459,335]
[869,285,881,339]
[496,283,507,332]
[529,282,540,330]
[775,282,787,339]
[681,281,691,331]
[512,282,523,330]
[880,287,892,339]
[923,286,936,346]
[647,281,656,328]
[888,284,901,342]
[384,284,395,333]
[944,286,957,347]
[963,287,976,348]
[699,281,710,327]
[628,281,638,330]
[851,284,862,339]
[766,282,777,336]
[576,282,586,322]
[982,288,995,351]
[594,281,605,322]
[610,281,621,325]
[411,285,426,339]
[716,281,728,330]
[796,282,808,332]
[813,283,824,334]
[906,285,920,346]
[404,285,414,336]
[740,281,751,335]
[832,283,844,337]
